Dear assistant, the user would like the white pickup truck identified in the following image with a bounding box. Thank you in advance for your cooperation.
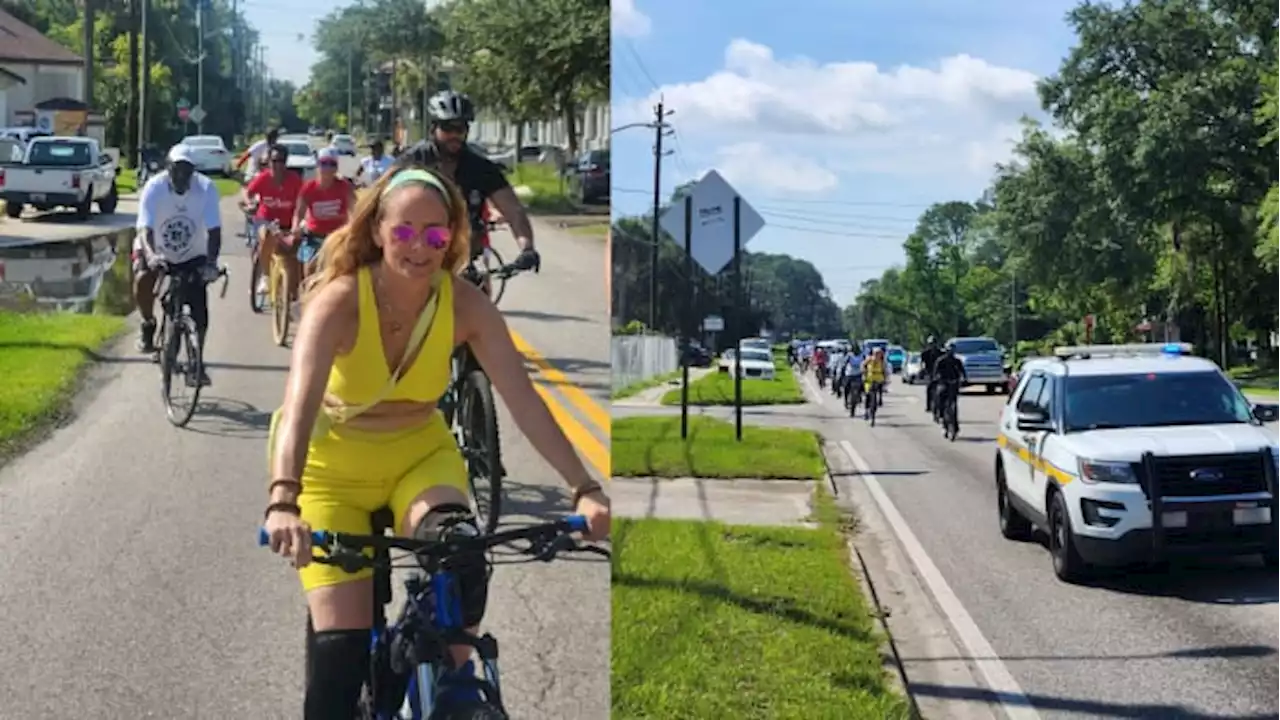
[0,136,120,220]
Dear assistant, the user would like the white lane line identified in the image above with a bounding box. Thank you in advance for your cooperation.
[839,438,1042,719]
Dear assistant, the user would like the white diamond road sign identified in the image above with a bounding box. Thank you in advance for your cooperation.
[658,169,765,275]
[188,105,207,124]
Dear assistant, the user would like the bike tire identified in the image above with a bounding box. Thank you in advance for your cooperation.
[434,700,508,720]
[458,369,503,534]
[271,260,291,347]
[869,388,878,426]
[163,317,202,427]
[249,251,266,314]
[480,247,508,306]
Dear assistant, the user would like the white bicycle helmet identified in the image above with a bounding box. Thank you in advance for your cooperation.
[426,91,476,123]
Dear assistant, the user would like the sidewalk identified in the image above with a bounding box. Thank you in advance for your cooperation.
[612,367,713,407]
[612,476,818,526]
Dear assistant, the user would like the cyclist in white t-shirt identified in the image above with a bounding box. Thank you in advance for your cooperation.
[235,127,279,179]
[355,138,394,186]
[133,144,224,385]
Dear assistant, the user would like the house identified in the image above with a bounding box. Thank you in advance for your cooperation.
[0,8,86,130]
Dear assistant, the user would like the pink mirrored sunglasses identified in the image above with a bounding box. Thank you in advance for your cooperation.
[390,224,450,249]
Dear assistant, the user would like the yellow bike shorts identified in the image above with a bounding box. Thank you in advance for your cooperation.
[267,409,470,592]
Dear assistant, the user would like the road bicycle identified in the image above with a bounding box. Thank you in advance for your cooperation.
[443,260,525,533]
[864,380,884,427]
[938,380,961,441]
[257,513,608,719]
[152,260,228,427]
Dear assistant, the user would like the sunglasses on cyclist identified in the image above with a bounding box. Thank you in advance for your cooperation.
[434,121,469,134]
[389,224,450,250]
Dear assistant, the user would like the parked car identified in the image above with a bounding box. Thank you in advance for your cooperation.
[740,337,773,354]
[903,352,924,383]
[564,148,610,205]
[718,347,776,380]
[330,134,357,156]
[178,135,232,176]
[681,341,712,367]
[887,345,906,373]
[0,136,119,220]
[946,336,1009,394]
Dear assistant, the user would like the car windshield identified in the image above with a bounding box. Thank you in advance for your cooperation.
[951,339,999,354]
[888,348,904,357]
[183,136,222,147]
[283,143,311,156]
[28,141,90,165]
[1063,371,1253,431]
[739,350,772,364]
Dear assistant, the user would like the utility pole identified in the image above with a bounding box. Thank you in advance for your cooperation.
[82,0,95,108]
[137,0,149,150]
[259,46,269,128]
[648,98,674,330]
[231,0,240,137]
[127,0,139,164]
[196,0,204,134]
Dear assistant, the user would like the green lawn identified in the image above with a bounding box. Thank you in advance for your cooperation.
[663,352,804,406]
[117,168,241,197]
[0,311,126,452]
[1228,365,1278,397]
[611,489,911,720]
[509,163,577,214]
[612,415,824,479]
[567,220,609,238]
[613,369,682,399]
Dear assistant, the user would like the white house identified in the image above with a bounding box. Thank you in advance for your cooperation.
[0,8,86,129]
[471,101,610,154]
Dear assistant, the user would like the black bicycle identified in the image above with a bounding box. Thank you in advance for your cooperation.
[845,375,863,417]
[441,261,526,533]
[864,380,884,426]
[257,513,609,719]
[153,260,228,427]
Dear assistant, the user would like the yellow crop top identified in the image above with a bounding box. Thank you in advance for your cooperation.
[326,266,454,405]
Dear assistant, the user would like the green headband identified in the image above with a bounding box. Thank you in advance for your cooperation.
[382,168,452,208]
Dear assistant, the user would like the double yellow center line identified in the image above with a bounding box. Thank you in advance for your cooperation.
[510,330,611,479]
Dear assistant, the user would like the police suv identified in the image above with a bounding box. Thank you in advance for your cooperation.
[994,343,1279,582]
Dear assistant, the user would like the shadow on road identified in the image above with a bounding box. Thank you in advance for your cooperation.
[502,309,589,323]
[184,396,271,439]
[909,681,1278,719]
[539,356,610,374]
[500,478,572,519]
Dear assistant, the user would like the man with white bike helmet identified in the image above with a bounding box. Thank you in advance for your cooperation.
[396,90,540,276]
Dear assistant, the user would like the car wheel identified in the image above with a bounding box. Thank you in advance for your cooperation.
[996,463,1032,541]
[1048,490,1089,583]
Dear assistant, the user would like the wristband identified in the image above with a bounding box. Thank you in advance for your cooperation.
[264,502,301,520]
[269,478,302,496]
[571,482,603,506]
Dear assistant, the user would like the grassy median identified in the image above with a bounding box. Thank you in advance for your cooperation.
[612,415,824,479]
[662,351,804,406]
[117,168,241,197]
[0,311,125,453]
[611,489,911,719]
[612,369,681,400]
[509,164,576,214]
[1228,365,1278,398]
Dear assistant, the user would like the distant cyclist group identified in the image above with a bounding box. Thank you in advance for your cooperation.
[130,90,611,718]
[789,336,967,434]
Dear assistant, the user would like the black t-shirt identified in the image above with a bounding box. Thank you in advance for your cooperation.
[936,355,965,382]
[396,141,510,257]
[920,345,942,374]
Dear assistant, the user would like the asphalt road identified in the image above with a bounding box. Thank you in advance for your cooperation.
[797,375,1278,719]
[0,196,610,718]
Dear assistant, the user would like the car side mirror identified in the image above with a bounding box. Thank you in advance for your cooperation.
[1015,406,1051,431]
[1252,404,1279,423]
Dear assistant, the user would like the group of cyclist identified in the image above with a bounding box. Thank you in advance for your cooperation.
[131,90,609,717]
[789,336,968,431]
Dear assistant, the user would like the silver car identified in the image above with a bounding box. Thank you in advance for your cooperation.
[330,134,357,156]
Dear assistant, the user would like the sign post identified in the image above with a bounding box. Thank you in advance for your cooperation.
[658,170,766,440]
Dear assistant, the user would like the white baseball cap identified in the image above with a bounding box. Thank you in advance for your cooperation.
[316,148,339,164]
[167,144,196,165]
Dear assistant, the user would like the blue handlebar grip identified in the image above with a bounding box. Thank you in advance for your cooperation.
[257,527,327,547]
[565,515,588,533]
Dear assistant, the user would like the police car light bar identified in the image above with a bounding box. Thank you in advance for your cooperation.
[1053,342,1195,359]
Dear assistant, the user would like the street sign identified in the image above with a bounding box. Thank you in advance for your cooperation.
[658,169,765,275]
[702,315,724,332]
[177,107,189,121]
[188,105,207,124]
[177,98,190,110]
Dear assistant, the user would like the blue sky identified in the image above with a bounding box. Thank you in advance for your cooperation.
[611,0,1082,305]
[240,0,341,86]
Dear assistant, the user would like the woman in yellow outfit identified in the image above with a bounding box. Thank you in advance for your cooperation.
[260,164,611,717]
[862,347,888,419]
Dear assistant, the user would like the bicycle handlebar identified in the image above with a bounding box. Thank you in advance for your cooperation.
[257,514,594,560]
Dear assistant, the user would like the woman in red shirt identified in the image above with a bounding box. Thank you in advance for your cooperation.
[239,144,303,297]
[291,148,356,287]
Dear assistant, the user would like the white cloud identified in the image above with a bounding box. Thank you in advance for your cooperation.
[641,39,1045,181]
[711,142,839,195]
[612,0,652,38]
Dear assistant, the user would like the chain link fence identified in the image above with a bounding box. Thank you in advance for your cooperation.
[611,333,678,392]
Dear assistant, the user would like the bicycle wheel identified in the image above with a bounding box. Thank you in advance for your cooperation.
[163,315,202,427]
[868,387,879,426]
[457,369,503,534]
[249,249,267,314]
[435,700,507,719]
[271,258,291,347]
[479,246,507,306]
